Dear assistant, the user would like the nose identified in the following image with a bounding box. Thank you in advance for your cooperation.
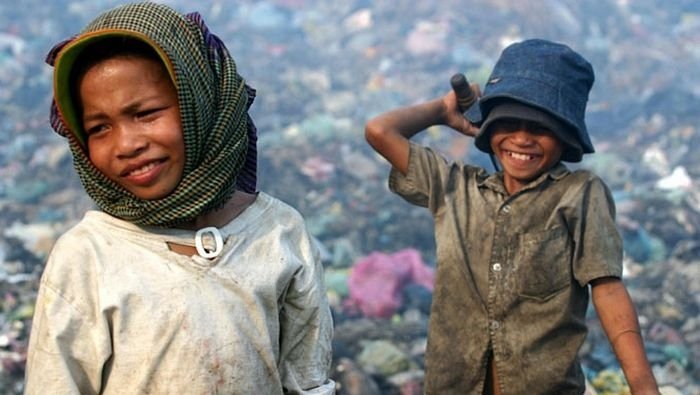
[114,125,148,158]
[509,130,535,145]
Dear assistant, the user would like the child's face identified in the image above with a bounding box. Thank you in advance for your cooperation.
[489,119,563,194]
[79,55,185,200]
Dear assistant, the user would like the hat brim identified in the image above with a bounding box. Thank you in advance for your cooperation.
[474,101,584,162]
[53,30,175,147]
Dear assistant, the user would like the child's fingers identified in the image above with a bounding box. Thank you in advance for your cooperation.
[445,110,478,137]
[470,83,482,98]
[460,119,479,137]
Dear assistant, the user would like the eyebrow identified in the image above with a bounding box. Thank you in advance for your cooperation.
[82,97,160,123]
[82,111,107,124]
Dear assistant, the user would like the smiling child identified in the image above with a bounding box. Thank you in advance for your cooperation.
[365,39,658,394]
[24,3,334,394]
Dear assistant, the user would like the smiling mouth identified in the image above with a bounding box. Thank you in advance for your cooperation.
[123,160,164,177]
[507,150,538,161]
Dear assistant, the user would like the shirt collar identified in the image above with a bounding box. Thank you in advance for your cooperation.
[478,162,570,195]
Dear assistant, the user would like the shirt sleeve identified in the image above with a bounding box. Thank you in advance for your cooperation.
[24,243,112,395]
[388,142,452,213]
[571,175,624,286]
[278,231,335,394]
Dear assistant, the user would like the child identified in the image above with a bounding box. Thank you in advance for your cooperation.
[365,39,659,394]
[25,3,334,394]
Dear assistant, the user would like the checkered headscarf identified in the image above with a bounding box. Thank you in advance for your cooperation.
[46,2,257,227]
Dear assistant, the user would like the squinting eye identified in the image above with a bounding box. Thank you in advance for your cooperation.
[493,120,519,132]
[85,124,107,136]
[531,126,553,135]
[137,108,164,120]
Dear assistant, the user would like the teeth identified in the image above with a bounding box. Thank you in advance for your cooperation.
[509,151,533,161]
[128,162,157,176]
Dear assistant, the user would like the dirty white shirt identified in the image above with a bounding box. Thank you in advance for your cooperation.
[25,192,335,395]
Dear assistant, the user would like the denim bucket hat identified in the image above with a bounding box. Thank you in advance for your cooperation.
[466,39,595,162]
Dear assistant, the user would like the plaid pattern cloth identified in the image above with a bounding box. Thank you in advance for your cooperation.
[46,2,257,226]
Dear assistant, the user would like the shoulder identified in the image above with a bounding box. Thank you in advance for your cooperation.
[51,212,107,255]
[240,192,320,262]
[241,192,311,237]
[557,168,613,195]
[44,211,143,282]
[553,169,617,219]
[51,211,139,254]
[39,212,128,311]
[569,169,614,196]
[255,192,306,223]
[568,168,606,183]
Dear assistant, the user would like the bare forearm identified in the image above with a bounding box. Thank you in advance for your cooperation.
[365,98,446,174]
[368,98,447,140]
[365,89,477,174]
[591,277,659,394]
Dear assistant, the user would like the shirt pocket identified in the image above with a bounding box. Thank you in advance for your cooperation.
[515,226,572,301]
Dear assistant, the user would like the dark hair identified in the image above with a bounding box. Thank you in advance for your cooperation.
[69,37,165,114]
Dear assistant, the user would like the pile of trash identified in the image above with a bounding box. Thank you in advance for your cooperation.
[0,0,698,393]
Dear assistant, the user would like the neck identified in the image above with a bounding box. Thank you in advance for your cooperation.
[180,190,258,230]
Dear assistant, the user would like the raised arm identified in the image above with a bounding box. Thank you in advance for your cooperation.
[591,277,659,394]
[364,90,478,175]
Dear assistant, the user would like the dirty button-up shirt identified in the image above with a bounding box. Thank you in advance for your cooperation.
[25,192,335,395]
[389,143,622,395]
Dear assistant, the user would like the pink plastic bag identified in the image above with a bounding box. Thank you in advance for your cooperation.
[345,248,435,318]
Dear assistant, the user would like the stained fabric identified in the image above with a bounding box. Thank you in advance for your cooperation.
[389,143,622,394]
[24,193,335,394]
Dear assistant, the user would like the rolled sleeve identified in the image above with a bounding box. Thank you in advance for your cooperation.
[389,142,453,213]
[572,176,624,286]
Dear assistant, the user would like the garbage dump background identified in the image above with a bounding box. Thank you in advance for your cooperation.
[1,0,699,394]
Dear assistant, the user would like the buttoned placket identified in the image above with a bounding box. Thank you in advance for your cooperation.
[487,200,514,390]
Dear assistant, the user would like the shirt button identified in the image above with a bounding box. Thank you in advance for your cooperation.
[502,205,511,213]
[492,263,502,272]
[490,320,500,331]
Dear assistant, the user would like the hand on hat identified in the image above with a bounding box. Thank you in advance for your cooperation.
[442,87,480,138]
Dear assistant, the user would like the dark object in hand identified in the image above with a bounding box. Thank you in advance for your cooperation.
[450,73,477,112]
